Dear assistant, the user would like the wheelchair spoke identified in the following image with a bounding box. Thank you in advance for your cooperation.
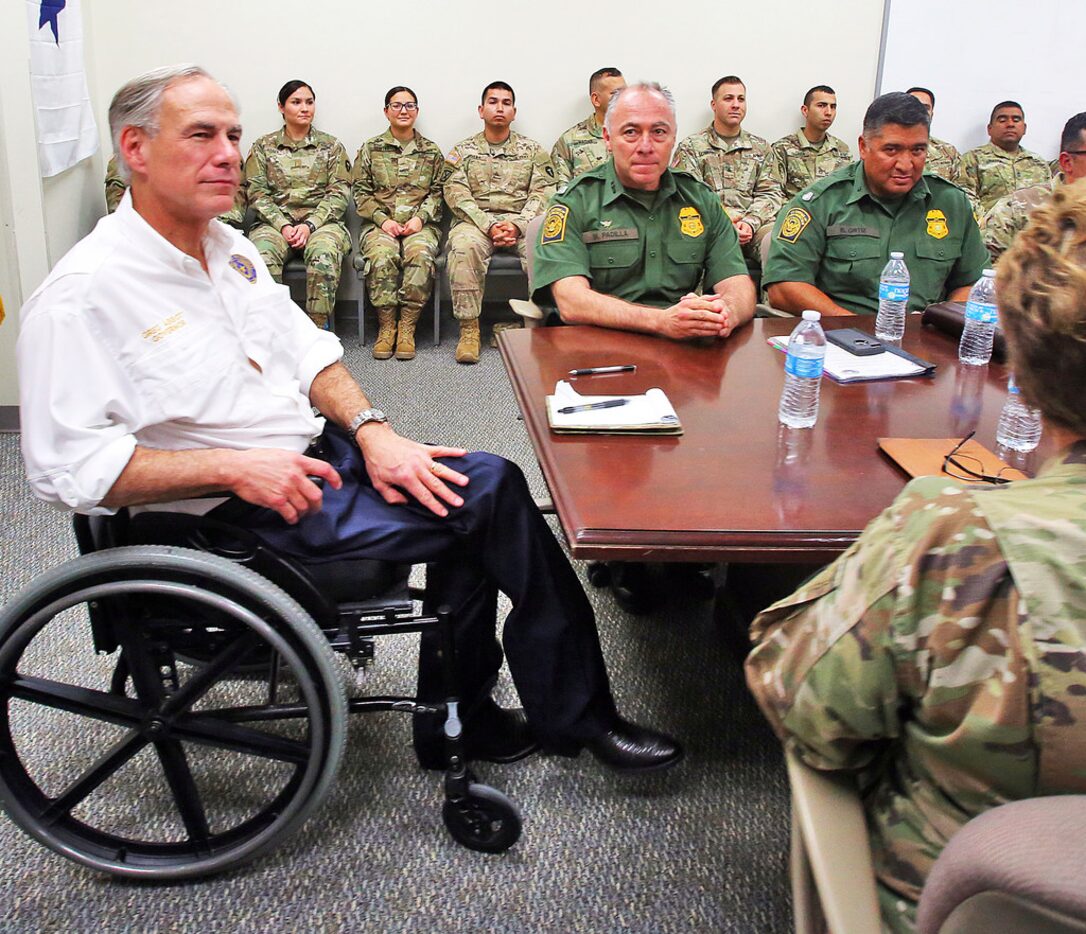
[40,730,149,825]
[158,630,264,717]
[170,712,311,765]
[153,737,210,849]
[6,675,145,729]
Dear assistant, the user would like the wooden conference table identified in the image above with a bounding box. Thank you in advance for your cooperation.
[499,316,1051,565]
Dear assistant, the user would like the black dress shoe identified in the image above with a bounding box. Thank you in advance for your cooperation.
[584,718,684,774]
[465,700,539,764]
[414,700,539,771]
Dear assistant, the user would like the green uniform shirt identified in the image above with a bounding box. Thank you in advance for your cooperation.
[531,159,747,308]
[763,162,988,314]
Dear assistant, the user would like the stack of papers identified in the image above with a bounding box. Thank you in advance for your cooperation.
[545,380,682,435]
[768,337,935,383]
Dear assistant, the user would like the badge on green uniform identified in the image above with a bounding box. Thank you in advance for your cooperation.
[678,206,704,238]
[926,209,949,240]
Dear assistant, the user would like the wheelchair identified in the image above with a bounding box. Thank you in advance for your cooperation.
[0,507,521,880]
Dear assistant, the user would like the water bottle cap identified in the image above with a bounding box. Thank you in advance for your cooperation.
[801,309,821,322]
[890,251,904,259]
[982,269,995,278]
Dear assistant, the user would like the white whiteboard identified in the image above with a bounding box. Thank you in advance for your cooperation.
[877,0,1073,160]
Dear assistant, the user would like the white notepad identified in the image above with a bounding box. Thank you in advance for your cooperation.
[545,380,682,434]
[767,337,933,382]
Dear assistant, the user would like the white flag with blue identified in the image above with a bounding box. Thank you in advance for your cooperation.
[25,0,99,177]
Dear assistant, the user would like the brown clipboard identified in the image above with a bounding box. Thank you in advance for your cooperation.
[878,437,1029,482]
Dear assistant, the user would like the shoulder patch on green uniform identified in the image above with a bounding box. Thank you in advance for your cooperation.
[228,254,257,283]
[778,207,812,243]
[541,205,569,244]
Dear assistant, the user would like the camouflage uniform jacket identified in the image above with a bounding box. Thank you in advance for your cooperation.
[551,115,608,187]
[959,141,1053,213]
[746,443,1086,932]
[771,130,851,199]
[982,174,1060,262]
[443,130,556,235]
[925,136,962,185]
[244,128,350,231]
[672,126,784,234]
[352,129,445,230]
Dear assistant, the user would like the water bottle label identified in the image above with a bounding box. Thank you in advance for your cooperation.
[965,300,998,325]
[785,353,824,379]
[879,282,909,302]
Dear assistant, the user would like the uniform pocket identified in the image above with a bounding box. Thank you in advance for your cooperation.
[588,240,640,269]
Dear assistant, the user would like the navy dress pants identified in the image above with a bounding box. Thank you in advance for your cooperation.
[213,425,617,751]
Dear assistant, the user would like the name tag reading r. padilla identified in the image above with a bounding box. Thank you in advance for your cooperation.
[582,228,639,244]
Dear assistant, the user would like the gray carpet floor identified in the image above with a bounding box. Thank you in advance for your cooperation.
[0,307,792,932]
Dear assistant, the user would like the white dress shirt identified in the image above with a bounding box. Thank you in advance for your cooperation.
[18,191,343,515]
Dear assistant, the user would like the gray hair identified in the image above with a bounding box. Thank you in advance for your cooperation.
[862,91,930,139]
[604,81,677,135]
[108,64,237,182]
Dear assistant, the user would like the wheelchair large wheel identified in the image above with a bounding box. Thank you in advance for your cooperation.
[0,546,347,880]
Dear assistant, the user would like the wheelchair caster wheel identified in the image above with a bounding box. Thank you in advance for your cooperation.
[442,783,521,853]
[586,562,611,588]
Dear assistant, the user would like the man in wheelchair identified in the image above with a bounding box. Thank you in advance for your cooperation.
[17,65,681,777]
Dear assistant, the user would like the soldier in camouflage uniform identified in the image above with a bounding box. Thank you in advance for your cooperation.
[982,112,1086,261]
[104,153,246,226]
[551,67,625,188]
[672,76,784,274]
[959,101,1052,212]
[907,88,963,184]
[353,87,446,360]
[747,182,1086,933]
[771,85,851,200]
[244,80,351,330]
[443,81,556,364]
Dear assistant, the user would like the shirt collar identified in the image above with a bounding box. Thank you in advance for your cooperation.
[114,190,234,276]
[600,158,677,206]
[275,127,315,150]
[379,128,417,153]
[583,115,603,139]
[708,126,748,151]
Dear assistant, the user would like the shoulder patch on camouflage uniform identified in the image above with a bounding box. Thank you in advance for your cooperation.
[926,209,949,240]
[678,206,704,238]
[446,150,461,165]
[229,254,257,283]
[541,204,569,244]
[778,207,812,243]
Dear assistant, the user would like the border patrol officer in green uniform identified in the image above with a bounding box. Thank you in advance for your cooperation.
[764,93,987,318]
[245,80,352,331]
[533,82,754,340]
[353,86,446,361]
[551,67,626,188]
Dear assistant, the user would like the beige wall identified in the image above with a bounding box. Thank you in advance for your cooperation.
[4,0,887,408]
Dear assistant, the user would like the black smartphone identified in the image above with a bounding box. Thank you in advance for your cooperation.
[825,328,886,356]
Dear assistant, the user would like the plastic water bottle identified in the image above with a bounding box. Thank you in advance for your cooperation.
[959,270,998,365]
[778,310,826,429]
[996,374,1042,452]
[875,251,909,341]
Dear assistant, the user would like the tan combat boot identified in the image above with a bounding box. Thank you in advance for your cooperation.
[372,309,396,360]
[455,319,481,365]
[395,307,421,360]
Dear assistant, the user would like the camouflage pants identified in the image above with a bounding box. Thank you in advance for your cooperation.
[743,224,773,272]
[249,222,351,327]
[446,223,528,320]
[359,225,440,314]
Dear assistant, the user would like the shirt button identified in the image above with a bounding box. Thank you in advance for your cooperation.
[649,251,657,258]
[648,215,655,221]
[849,250,857,258]
[608,258,615,265]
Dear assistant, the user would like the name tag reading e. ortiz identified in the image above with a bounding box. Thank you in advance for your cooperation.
[582,228,639,244]
[826,225,880,238]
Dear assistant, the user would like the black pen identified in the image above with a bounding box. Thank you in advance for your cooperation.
[558,399,630,415]
[568,365,637,377]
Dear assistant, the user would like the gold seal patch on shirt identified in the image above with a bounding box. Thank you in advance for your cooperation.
[926,209,949,240]
[778,207,812,243]
[541,204,569,244]
[229,253,257,283]
[679,206,704,238]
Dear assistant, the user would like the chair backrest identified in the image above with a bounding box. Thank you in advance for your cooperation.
[523,214,546,295]
[917,796,1086,934]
